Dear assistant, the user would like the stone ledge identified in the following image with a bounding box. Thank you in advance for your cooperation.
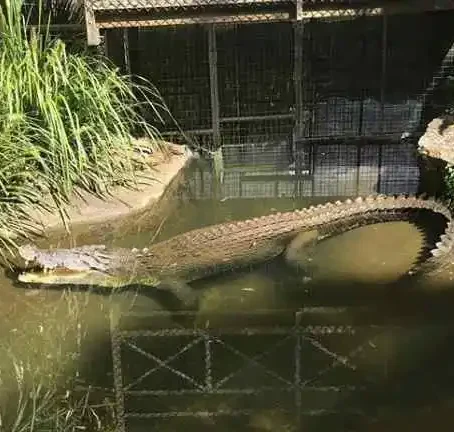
[28,142,194,231]
[418,117,454,165]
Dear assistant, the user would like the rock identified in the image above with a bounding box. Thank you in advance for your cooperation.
[418,116,454,165]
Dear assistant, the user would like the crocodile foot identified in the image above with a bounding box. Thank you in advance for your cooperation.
[155,278,199,309]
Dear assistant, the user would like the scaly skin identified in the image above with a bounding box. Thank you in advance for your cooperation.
[16,195,453,297]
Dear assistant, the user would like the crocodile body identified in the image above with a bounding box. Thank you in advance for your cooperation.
[16,195,454,303]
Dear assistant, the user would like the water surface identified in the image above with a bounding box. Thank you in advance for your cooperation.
[1,145,454,431]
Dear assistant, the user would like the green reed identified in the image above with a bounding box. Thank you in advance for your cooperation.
[0,0,170,255]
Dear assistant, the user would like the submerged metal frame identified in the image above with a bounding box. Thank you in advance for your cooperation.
[109,306,454,431]
[110,308,366,431]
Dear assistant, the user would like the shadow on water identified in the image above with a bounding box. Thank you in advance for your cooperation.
[2,140,454,431]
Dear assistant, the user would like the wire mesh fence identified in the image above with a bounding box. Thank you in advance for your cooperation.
[187,139,420,200]
[101,8,454,166]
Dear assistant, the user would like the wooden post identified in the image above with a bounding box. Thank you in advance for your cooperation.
[83,0,100,46]
[376,13,388,193]
[379,12,388,135]
[293,0,304,141]
[293,23,304,141]
[122,28,131,76]
[102,29,109,58]
[293,0,305,195]
[208,24,221,150]
[127,28,140,76]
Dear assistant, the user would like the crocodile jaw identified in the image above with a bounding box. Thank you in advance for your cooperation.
[17,267,162,288]
[16,243,122,286]
[18,268,120,287]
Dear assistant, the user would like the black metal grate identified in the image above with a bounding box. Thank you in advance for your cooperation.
[111,308,454,432]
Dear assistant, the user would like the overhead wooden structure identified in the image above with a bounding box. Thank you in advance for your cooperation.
[83,0,454,45]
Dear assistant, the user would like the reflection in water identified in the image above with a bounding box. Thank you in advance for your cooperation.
[303,222,424,284]
[1,142,454,431]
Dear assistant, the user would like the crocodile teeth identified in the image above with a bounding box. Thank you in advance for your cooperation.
[440,235,453,247]
[431,248,444,257]
[439,234,448,243]
[445,234,454,243]
[435,242,451,253]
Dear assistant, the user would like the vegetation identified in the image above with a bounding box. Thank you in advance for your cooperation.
[0,0,169,257]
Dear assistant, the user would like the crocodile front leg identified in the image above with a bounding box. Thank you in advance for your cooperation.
[155,278,199,308]
[284,230,320,269]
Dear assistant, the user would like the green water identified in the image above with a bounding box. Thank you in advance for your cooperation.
[1,157,454,431]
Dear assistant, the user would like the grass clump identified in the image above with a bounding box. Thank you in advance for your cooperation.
[0,0,170,255]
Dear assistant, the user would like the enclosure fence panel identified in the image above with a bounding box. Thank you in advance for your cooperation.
[100,7,454,160]
[97,7,454,202]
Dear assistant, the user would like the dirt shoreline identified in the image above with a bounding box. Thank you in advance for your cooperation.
[28,143,194,231]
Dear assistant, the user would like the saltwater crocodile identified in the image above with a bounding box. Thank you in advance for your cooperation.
[15,195,454,304]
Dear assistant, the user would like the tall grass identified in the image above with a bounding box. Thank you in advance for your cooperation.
[0,0,170,256]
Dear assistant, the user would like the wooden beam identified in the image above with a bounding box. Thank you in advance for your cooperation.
[84,1,100,45]
[122,28,131,75]
[293,21,304,140]
[220,113,294,123]
[208,24,221,149]
[96,12,291,28]
[92,0,454,29]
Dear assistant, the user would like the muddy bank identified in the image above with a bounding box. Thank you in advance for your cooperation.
[27,142,194,232]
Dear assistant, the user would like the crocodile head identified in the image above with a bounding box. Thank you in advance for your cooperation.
[16,244,126,287]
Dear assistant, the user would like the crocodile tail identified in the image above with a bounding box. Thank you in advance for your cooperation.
[411,206,454,277]
[429,220,454,260]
